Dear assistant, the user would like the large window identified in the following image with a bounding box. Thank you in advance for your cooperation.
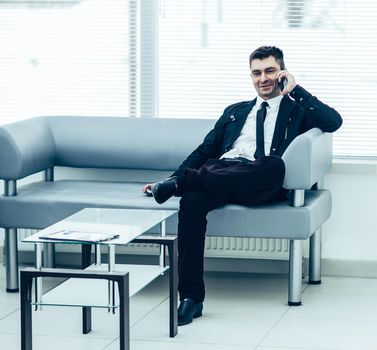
[0,0,376,158]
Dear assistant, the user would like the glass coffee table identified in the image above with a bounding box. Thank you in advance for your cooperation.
[20,208,177,350]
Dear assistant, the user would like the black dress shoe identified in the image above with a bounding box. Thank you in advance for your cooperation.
[178,298,203,326]
[151,177,178,204]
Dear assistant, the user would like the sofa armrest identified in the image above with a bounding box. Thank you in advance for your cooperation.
[0,117,56,180]
[282,128,332,190]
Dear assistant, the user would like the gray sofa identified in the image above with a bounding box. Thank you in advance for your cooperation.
[0,116,333,305]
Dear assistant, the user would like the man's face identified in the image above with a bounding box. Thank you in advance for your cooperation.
[250,56,282,100]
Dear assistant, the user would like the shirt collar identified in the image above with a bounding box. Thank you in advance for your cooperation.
[256,95,283,109]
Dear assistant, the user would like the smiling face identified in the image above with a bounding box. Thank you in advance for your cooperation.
[250,55,282,100]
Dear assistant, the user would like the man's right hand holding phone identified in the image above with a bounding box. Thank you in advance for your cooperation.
[277,70,297,96]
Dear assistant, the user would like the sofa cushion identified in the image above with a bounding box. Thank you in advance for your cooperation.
[207,189,331,239]
[0,179,331,240]
[0,180,179,229]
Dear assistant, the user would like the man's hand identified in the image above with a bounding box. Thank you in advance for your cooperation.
[143,183,154,196]
[277,70,297,96]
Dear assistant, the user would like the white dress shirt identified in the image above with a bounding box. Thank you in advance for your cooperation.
[221,95,283,161]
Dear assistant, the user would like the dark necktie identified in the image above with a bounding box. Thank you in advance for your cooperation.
[253,101,269,159]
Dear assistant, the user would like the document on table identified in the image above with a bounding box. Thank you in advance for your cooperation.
[39,230,119,243]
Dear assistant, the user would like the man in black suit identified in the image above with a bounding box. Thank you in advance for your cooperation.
[143,46,342,326]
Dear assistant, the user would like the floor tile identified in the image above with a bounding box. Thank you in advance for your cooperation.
[305,276,377,296]
[0,305,148,336]
[131,310,279,346]
[286,292,377,321]
[0,266,6,282]
[0,290,20,306]
[0,334,19,350]
[105,339,255,350]
[261,317,377,350]
[257,347,337,350]
[204,288,290,317]
[0,304,18,323]
[0,332,114,350]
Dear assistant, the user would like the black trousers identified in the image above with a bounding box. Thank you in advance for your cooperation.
[177,156,286,302]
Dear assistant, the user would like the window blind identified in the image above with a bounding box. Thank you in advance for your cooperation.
[1,1,376,158]
[0,0,131,125]
[158,0,377,158]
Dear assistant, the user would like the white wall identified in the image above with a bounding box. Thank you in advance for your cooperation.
[319,160,377,276]
[324,165,377,260]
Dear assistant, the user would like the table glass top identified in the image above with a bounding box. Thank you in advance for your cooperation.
[22,208,176,245]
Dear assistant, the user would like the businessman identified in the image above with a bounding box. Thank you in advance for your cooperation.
[143,46,342,326]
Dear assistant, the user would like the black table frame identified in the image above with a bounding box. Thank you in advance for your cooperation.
[20,235,178,350]
[21,268,129,350]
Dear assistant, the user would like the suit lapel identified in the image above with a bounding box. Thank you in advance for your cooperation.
[271,96,295,150]
[233,98,256,138]
[222,99,256,150]
[235,98,256,123]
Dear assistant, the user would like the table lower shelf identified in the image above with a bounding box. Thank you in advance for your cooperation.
[31,263,168,308]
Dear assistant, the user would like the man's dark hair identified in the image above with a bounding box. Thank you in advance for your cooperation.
[249,46,285,70]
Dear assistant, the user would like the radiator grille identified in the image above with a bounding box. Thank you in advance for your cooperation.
[205,236,289,259]
[17,229,289,259]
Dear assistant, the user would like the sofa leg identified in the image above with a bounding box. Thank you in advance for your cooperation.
[5,228,19,292]
[288,239,302,306]
[309,229,322,284]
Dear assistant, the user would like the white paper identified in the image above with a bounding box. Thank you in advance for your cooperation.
[40,230,119,243]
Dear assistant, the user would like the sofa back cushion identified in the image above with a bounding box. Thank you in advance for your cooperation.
[47,116,215,171]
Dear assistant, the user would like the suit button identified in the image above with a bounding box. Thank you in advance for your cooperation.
[272,148,276,152]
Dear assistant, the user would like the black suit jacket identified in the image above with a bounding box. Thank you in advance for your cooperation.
[173,85,342,177]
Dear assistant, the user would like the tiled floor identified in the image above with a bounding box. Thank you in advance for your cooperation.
[1,264,377,350]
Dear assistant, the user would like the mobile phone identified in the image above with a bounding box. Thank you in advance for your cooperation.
[278,77,287,91]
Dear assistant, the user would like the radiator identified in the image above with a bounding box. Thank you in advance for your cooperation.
[205,236,289,260]
[17,229,289,260]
